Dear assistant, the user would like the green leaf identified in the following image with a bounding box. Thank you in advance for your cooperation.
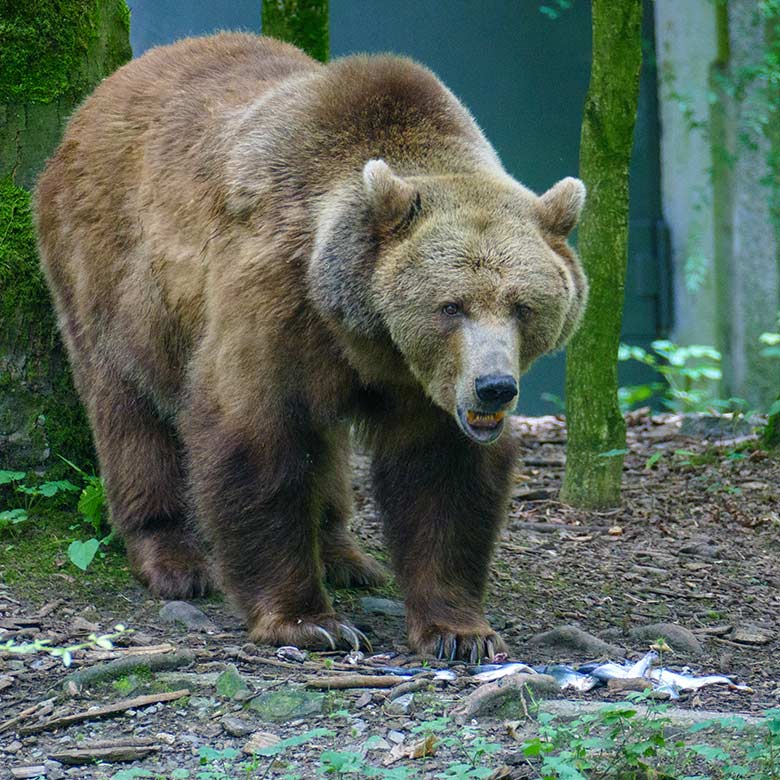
[0,508,28,526]
[38,480,80,497]
[256,728,333,756]
[68,538,100,571]
[645,451,663,468]
[597,448,628,458]
[0,470,26,485]
[768,399,780,417]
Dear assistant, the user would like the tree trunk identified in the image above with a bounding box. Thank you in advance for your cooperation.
[262,0,329,62]
[560,0,643,508]
[0,1,131,469]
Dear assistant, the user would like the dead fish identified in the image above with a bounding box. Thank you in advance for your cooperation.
[650,668,753,696]
[471,662,536,682]
[537,664,600,692]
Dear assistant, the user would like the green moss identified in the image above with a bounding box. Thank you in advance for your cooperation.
[0,507,133,600]
[0,177,93,469]
[0,0,131,105]
[0,178,47,323]
[262,0,329,62]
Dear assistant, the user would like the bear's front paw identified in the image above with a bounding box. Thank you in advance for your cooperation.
[248,612,372,652]
[411,625,508,663]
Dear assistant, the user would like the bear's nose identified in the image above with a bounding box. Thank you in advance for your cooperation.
[474,374,518,405]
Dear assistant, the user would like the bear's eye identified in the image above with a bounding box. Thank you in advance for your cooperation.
[441,302,461,317]
[515,303,533,321]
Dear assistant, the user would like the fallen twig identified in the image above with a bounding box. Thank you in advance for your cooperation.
[306,674,403,689]
[19,689,190,735]
[61,650,194,694]
[0,698,56,734]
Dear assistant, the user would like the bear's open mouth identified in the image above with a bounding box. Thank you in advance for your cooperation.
[457,407,506,443]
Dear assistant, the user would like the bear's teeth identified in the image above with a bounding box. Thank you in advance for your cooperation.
[466,410,506,427]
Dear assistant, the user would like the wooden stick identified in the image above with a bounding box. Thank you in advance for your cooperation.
[306,674,402,689]
[19,689,190,735]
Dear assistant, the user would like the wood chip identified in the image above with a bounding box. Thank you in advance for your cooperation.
[11,767,46,779]
[48,744,161,765]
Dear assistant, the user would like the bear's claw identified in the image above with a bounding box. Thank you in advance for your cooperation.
[426,630,507,663]
[249,613,372,652]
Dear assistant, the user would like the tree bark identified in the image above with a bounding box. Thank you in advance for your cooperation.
[0,1,131,469]
[262,0,329,62]
[560,0,643,508]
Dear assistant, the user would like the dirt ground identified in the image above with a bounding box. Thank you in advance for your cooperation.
[1,412,778,779]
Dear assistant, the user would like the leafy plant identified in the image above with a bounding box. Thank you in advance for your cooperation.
[1,624,127,667]
[618,340,723,413]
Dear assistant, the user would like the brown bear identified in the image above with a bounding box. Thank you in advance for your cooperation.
[36,33,587,661]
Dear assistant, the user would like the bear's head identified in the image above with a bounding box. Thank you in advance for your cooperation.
[311,160,587,444]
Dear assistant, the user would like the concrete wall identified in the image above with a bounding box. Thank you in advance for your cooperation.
[656,0,780,409]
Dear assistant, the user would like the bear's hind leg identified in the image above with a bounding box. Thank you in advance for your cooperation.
[319,433,388,589]
[88,372,211,599]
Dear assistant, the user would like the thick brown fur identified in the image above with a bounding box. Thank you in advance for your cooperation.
[36,33,587,659]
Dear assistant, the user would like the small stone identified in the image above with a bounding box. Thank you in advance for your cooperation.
[276,646,307,663]
[6,740,22,754]
[366,737,391,751]
[528,625,624,658]
[452,674,560,723]
[43,762,64,780]
[387,730,405,744]
[70,617,99,634]
[222,716,254,737]
[679,541,722,559]
[216,664,250,699]
[360,597,406,617]
[629,623,703,656]
[384,693,415,716]
[354,691,372,709]
[11,768,47,779]
[159,601,216,632]
[247,688,324,722]
[242,731,281,755]
[732,625,773,645]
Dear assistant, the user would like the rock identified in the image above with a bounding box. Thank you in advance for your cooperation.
[242,731,281,755]
[354,691,372,708]
[43,762,64,780]
[384,693,415,717]
[732,625,774,645]
[679,413,753,439]
[158,601,216,632]
[629,623,703,656]
[276,646,307,663]
[247,688,324,722]
[360,597,406,617]
[216,664,250,699]
[387,730,405,744]
[679,539,722,559]
[528,625,624,658]
[366,737,391,751]
[11,768,47,779]
[6,740,22,754]
[222,716,254,737]
[452,674,559,723]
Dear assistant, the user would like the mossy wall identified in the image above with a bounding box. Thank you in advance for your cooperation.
[0,0,131,470]
[261,0,329,62]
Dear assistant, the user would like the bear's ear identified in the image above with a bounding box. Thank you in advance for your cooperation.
[536,177,586,237]
[362,159,419,228]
